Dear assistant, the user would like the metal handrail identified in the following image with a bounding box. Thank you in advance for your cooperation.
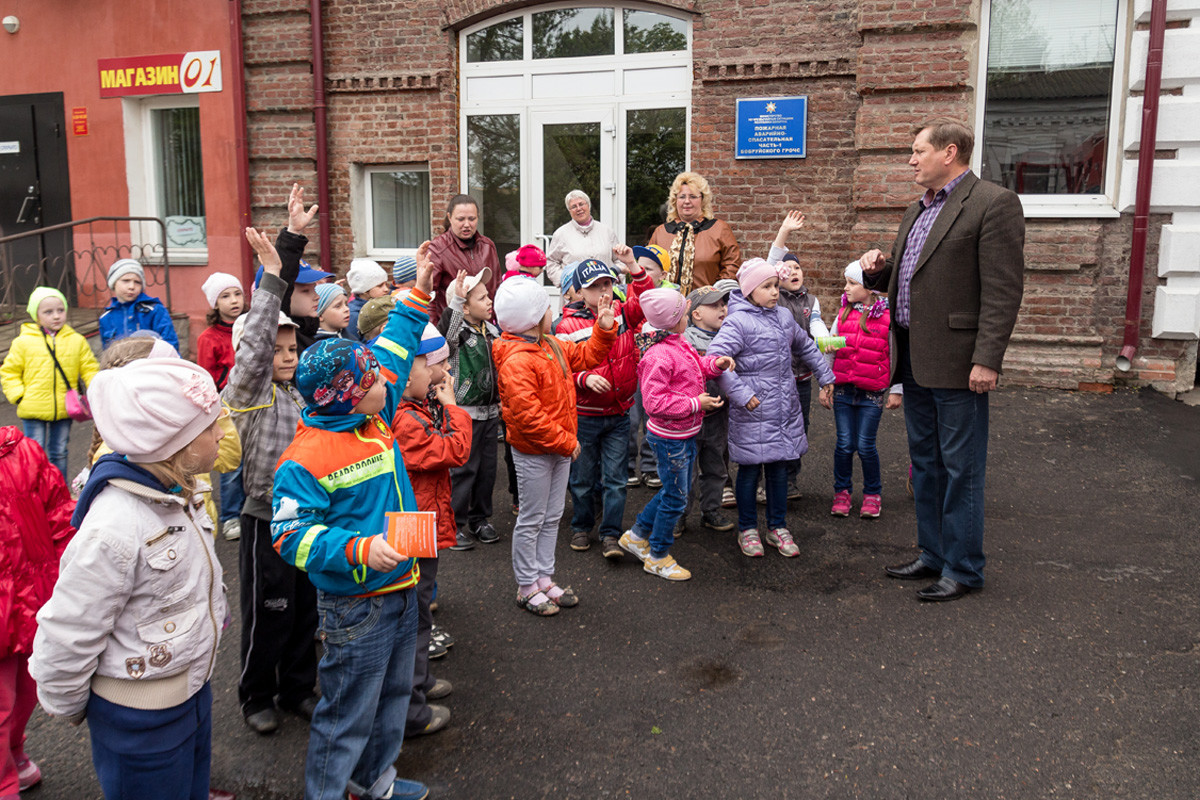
[0,216,171,324]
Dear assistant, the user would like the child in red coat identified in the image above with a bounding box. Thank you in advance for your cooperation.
[0,426,76,795]
[391,324,472,740]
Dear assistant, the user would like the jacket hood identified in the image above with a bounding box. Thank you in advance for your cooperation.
[0,426,23,458]
[72,453,174,528]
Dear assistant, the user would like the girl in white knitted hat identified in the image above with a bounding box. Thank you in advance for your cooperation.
[30,357,229,800]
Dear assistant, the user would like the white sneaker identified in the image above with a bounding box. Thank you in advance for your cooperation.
[765,527,799,557]
[618,530,650,562]
[222,518,241,541]
[643,554,691,581]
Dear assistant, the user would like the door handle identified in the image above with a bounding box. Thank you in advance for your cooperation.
[16,193,39,225]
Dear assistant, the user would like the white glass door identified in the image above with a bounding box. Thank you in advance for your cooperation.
[531,107,615,252]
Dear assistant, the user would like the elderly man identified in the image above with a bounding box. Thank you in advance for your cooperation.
[860,120,1025,602]
[545,190,620,287]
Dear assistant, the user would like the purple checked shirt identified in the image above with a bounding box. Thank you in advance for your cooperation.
[895,170,969,328]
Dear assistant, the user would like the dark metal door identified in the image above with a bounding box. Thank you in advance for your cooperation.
[0,93,72,309]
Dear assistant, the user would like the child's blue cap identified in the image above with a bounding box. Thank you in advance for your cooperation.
[255,259,330,290]
[392,256,418,284]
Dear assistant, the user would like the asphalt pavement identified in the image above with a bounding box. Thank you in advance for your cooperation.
[7,386,1199,800]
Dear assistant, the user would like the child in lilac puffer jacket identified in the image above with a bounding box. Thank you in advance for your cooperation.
[708,258,834,559]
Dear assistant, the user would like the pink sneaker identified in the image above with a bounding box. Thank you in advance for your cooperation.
[16,757,41,790]
[860,494,882,518]
[737,529,764,557]
[830,490,852,516]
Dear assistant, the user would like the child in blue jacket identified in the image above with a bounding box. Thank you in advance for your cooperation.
[268,228,435,800]
[97,259,179,350]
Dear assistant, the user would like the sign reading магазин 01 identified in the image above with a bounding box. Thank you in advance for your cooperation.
[735,96,807,159]
[98,51,223,98]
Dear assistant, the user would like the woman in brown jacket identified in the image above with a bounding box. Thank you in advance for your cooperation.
[426,194,501,321]
[649,172,741,294]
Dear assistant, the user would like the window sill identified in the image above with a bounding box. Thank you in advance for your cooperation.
[1018,201,1121,220]
[143,251,210,266]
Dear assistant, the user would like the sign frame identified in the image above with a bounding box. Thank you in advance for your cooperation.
[735,96,808,160]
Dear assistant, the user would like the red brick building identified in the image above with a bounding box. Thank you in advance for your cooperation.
[5,1,1197,392]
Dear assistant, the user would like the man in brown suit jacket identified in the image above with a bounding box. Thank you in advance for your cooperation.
[860,120,1025,601]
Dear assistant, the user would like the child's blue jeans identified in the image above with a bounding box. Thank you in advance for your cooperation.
[22,419,70,479]
[218,464,245,524]
[736,461,788,530]
[305,587,418,800]
[833,384,885,495]
[632,432,696,558]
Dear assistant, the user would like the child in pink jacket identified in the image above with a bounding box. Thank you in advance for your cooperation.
[619,288,733,581]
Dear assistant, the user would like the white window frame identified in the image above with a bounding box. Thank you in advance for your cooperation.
[972,0,1129,219]
[356,163,432,258]
[122,94,208,263]
[459,2,692,247]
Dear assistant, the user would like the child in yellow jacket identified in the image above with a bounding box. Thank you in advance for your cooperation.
[1,288,99,478]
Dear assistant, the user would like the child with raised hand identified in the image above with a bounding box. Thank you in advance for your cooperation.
[708,258,835,558]
[270,238,437,800]
[619,288,734,580]
[315,282,352,341]
[553,247,655,556]
[1,287,100,478]
[767,211,832,499]
[0,424,75,797]
[390,325,472,740]
[346,259,392,341]
[30,357,228,800]
[222,227,317,736]
[197,272,246,540]
[98,259,179,350]
[493,277,618,616]
[439,267,501,549]
[819,262,902,519]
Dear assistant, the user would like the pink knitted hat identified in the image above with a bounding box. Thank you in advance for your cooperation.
[640,288,689,331]
[737,257,787,297]
[89,357,223,463]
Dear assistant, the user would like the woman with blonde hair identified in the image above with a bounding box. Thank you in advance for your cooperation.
[649,172,741,293]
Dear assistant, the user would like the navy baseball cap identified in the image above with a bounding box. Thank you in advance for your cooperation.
[255,259,330,289]
[576,258,616,289]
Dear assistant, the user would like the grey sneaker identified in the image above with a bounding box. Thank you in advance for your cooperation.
[427,678,453,700]
[449,530,475,551]
[570,530,591,551]
[408,704,450,737]
[701,511,735,532]
[474,522,499,544]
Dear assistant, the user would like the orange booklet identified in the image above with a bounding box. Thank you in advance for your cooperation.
[385,511,438,559]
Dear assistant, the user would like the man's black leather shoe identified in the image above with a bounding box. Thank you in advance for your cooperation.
[885,558,940,580]
[916,576,974,602]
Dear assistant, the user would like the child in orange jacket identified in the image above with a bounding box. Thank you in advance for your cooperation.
[492,278,617,616]
[391,323,471,740]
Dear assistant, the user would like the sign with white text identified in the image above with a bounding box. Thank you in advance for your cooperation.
[735,96,807,159]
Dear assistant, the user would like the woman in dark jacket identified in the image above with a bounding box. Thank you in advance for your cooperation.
[426,194,501,322]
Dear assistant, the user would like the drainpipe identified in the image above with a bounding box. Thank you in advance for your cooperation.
[1117,0,1168,372]
[310,0,331,268]
[229,0,253,287]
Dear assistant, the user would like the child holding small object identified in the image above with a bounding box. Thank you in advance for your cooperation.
[819,262,902,519]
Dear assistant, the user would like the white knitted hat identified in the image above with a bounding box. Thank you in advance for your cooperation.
[494,277,550,334]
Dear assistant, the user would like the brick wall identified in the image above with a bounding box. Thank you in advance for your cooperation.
[238,0,1196,391]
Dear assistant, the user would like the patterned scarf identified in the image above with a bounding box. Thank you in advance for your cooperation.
[635,329,673,355]
[665,219,703,291]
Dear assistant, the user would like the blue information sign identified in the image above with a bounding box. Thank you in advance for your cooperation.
[735,96,807,159]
